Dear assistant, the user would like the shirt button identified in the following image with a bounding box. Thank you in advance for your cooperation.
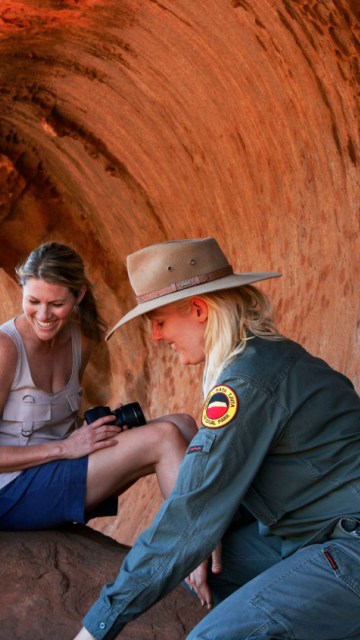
[100,622,106,629]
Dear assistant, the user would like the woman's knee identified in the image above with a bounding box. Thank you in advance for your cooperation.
[166,412,198,442]
[150,420,188,456]
[176,413,198,437]
[149,412,198,443]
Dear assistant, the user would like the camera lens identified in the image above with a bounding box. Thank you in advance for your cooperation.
[112,402,146,429]
[131,402,147,426]
[84,406,112,425]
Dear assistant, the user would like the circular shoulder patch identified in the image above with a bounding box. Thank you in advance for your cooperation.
[202,385,238,429]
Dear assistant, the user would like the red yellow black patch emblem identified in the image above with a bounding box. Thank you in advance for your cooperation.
[202,385,238,429]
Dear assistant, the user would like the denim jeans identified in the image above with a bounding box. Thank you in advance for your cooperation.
[188,519,360,640]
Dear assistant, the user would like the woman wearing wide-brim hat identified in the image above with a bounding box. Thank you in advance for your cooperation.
[76,237,360,640]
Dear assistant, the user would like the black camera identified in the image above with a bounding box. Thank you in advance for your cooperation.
[84,402,146,430]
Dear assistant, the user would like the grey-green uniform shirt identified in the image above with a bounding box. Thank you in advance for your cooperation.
[84,337,360,639]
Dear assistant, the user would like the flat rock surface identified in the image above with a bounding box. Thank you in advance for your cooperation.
[0,524,206,640]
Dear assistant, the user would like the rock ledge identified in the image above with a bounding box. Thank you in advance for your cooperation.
[0,525,205,640]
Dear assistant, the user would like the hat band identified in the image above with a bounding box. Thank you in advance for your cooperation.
[135,265,234,304]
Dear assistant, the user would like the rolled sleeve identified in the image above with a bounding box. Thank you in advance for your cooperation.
[83,378,287,639]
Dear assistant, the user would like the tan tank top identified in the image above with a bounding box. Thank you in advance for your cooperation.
[0,318,83,490]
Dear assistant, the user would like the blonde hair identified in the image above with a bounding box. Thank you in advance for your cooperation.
[16,242,106,343]
[167,285,283,397]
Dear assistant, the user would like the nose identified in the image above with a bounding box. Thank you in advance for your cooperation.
[151,321,163,342]
[37,304,52,321]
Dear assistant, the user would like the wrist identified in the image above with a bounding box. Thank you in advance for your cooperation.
[51,439,68,461]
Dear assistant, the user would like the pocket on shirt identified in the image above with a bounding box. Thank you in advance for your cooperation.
[176,430,216,495]
[67,389,82,413]
[3,397,51,423]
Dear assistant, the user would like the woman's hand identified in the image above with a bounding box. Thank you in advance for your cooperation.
[62,415,121,459]
[185,542,222,609]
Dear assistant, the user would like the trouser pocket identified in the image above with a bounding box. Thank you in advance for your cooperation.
[323,542,360,598]
[249,542,360,640]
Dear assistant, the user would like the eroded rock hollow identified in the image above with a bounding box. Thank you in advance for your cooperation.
[0,0,359,543]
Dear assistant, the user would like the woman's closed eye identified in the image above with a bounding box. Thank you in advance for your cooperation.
[27,299,65,307]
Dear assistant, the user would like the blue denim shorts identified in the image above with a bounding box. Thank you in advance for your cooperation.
[0,456,118,530]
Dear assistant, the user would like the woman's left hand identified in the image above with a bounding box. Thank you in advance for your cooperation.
[185,542,222,609]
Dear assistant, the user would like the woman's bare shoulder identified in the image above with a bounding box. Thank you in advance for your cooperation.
[0,329,18,391]
[0,327,18,357]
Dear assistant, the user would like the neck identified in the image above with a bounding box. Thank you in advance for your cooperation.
[24,315,72,351]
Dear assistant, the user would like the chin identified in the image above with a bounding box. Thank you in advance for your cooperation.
[35,330,57,341]
[180,355,203,366]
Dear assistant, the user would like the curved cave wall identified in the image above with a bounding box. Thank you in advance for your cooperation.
[0,0,359,543]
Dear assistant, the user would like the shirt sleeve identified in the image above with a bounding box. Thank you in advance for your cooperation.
[83,377,288,639]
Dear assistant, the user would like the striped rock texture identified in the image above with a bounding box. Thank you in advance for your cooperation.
[0,0,359,545]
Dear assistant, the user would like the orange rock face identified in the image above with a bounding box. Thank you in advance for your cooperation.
[0,0,359,544]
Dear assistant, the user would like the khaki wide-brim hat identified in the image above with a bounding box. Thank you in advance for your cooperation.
[106,237,281,340]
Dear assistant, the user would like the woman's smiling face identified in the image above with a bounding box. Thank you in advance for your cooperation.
[22,278,85,341]
[149,298,208,366]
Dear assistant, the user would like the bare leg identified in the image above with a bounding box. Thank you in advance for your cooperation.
[148,412,198,443]
[85,420,189,510]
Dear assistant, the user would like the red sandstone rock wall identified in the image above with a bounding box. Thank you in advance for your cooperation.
[0,0,359,545]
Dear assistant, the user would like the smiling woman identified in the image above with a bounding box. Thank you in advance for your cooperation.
[0,242,196,531]
[18,279,87,395]
[23,279,86,342]
[148,299,208,366]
